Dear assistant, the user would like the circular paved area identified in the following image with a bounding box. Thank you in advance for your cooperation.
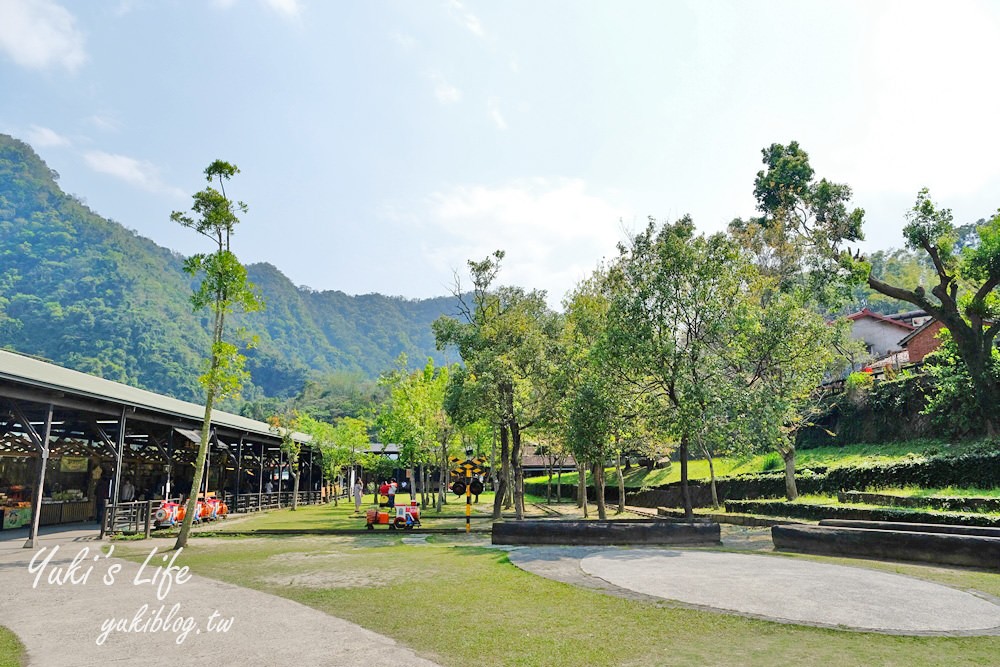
[509,546,1000,635]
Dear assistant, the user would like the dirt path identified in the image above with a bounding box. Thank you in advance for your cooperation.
[0,526,442,666]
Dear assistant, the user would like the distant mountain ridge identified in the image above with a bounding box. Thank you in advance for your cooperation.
[0,134,459,404]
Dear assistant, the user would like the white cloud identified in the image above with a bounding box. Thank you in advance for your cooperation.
[488,99,507,130]
[428,71,461,104]
[0,0,86,72]
[835,1,1000,199]
[391,31,416,50]
[211,0,301,19]
[408,179,632,306]
[261,0,301,18]
[447,0,484,38]
[83,150,185,198]
[26,125,71,148]
[86,114,121,132]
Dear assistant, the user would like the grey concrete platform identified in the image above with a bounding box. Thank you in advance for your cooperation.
[509,546,1000,635]
[0,526,441,666]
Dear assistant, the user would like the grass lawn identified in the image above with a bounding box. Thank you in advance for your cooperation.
[115,531,1000,667]
[877,486,1000,499]
[184,493,500,533]
[190,493,646,535]
[525,438,996,490]
[0,626,25,667]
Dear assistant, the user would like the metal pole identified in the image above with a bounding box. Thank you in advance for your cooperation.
[277,447,283,507]
[111,406,126,508]
[257,444,263,510]
[308,447,314,503]
[236,435,244,510]
[202,430,212,501]
[166,429,173,498]
[24,404,53,549]
[465,464,472,534]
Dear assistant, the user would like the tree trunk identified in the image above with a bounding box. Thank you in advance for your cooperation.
[175,307,224,550]
[579,461,588,518]
[556,458,562,504]
[291,458,300,510]
[867,274,1000,436]
[546,454,553,504]
[707,453,719,509]
[421,465,429,508]
[680,431,692,520]
[782,445,798,501]
[511,420,524,520]
[593,461,607,520]
[963,346,1000,437]
[492,424,509,519]
[437,441,448,512]
[615,450,626,514]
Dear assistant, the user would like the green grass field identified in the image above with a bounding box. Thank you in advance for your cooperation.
[116,530,1000,667]
[526,438,996,490]
[0,626,25,667]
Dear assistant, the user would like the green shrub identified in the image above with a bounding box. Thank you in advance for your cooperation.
[725,499,1000,527]
[760,452,782,471]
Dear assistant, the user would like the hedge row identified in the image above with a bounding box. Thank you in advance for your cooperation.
[724,500,1000,527]
[838,491,1000,513]
[528,451,1000,509]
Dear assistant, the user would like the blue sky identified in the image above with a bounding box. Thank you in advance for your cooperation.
[2,0,999,307]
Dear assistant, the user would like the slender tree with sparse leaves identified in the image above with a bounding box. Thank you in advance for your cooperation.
[269,412,302,510]
[172,160,261,549]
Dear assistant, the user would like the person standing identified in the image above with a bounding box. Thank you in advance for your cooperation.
[387,479,397,508]
[94,474,111,524]
[120,478,135,502]
[353,479,364,513]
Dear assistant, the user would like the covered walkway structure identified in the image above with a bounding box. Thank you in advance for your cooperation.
[0,349,321,545]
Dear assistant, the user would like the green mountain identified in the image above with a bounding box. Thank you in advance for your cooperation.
[0,134,459,404]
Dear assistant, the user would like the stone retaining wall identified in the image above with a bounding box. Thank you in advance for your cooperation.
[772,523,1000,570]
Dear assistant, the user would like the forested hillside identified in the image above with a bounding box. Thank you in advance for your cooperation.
[0,134,459,404]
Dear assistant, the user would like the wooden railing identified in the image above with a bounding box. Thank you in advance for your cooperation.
[224,490,325,513]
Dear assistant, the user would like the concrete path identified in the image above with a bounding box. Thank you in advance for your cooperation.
[509,546,1000,635]
[0,526,441,666]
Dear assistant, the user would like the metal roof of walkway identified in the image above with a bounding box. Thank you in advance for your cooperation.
[0,348,309,443]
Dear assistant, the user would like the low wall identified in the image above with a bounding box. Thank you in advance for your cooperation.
[837,491,1000,513]
[772,524,1000,570]
[818,519,1000,539]
[726,499,1000,527]
[658,508,803,527]
[492,519,720,546]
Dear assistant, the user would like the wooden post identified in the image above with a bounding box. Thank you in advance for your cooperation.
[144,500,152,539]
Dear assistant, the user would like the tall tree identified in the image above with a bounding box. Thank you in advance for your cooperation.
[729,283,852,499]
[377,356,456,511]
[559,272,654,516]
[434,251,559,519]
[171,160,262,549]
[745,141,1000,436]
[862,192,1000,435]
[605,218,748,518]
[268,411,302,510]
